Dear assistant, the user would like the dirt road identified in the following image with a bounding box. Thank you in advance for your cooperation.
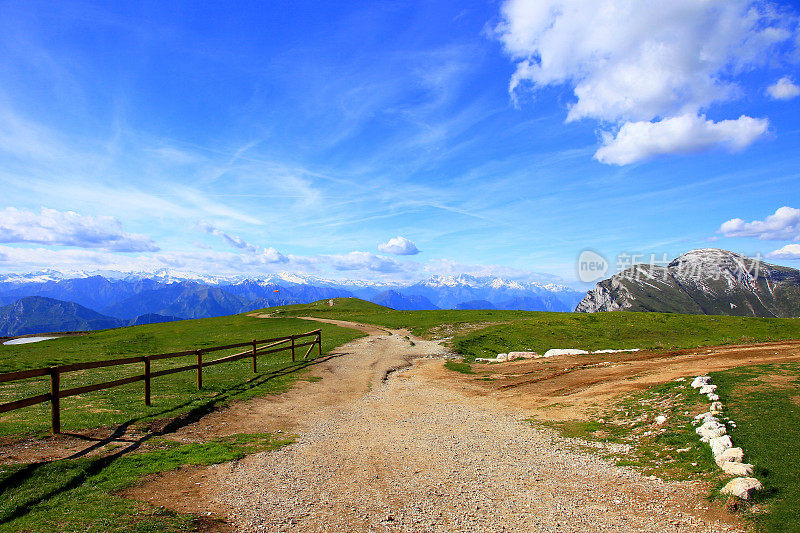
[128,318,752,532]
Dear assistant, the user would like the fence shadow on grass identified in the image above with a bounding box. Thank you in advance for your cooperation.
[0,350,350,526]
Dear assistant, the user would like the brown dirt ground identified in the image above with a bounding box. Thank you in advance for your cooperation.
[441,341,800,421]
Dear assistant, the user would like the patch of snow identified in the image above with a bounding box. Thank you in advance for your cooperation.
[543,348,590,357]
[3,336,59,346]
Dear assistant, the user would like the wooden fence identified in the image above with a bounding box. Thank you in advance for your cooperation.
[0,329,322,434]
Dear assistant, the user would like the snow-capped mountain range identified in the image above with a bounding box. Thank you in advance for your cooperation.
[0,269,585,335]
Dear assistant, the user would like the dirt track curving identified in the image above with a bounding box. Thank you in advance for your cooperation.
[119,317,800,532]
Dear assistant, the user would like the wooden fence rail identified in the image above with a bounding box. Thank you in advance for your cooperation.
[0,329,322,434]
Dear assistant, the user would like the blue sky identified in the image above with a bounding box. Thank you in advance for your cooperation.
[1,0,800,286]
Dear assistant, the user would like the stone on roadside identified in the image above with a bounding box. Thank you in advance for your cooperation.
[707,393,720,401]
[720,477,763,500]
[507,351,539,359]
[722,462,754,476]
[710,401,723,412]
[709,435,733,456]
[655,415,667,425]
[691,376,711,388]
[696,420,726,440]
[542,348,589,357]
[715,447,744,467]
[699,384,717,394]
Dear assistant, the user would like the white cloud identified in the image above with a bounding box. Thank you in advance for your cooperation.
[377,236,420,255]
[422,258,563,284]
[768,243,800,259]
[324,251,407,273]
[0,207,158,252]
[496,0,794,164]
[199,222,259,254]
[595,114,769,165]
[767,76,800,100]
[719,206,800,240]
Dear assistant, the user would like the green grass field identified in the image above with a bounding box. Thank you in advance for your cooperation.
[272,298,800,361]
[712,363,800,532]
[0,312,364,436]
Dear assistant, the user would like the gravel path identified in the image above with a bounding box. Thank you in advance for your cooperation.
[209,323,741,533]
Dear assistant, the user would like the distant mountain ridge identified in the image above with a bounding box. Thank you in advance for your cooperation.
[0,269,585,335]
[0,297,125,336]
[0,297,183,336]
[576,249,800,317]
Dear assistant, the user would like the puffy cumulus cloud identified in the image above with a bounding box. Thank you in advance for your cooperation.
[767,76,800,100]
[768,243,800,259]
[0,207,158,252]
[496,0,793,164]
[377,236,420,255]
[595,114,769,165]
[324,251,407,273]
[719,206,800,240]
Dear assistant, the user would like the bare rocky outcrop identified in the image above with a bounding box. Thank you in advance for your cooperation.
[576,249,800,317]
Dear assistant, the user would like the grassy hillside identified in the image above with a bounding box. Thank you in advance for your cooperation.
[0,312,364,436]
[272,298,800,360]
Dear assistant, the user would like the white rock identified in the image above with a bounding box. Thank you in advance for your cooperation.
[508,351,539,359]
[715,447,744,467]
[710,435,733,456]
[696,420,726,439]
[691,376,711,388]
[699,384,717,394]
[722,462,754,476]
[542,348,589,357]
[707,393,720,401]
[720,477,763,500]
[674,377,686,382]
[694,412,717,422]
[495,353,508,361]
[655,415,667,425]
[592,348,640,353]
[474,358,494,363]
[710,401,723,412]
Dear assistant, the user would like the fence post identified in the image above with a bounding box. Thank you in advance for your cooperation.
[291,335,296,362]
[144,357,151,406]
[49,368,60,434]
[252,339,257,373]
[317,331,322,358]
[196,350,203,389]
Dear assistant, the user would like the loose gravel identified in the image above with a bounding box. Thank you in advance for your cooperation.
[211,327,741,533]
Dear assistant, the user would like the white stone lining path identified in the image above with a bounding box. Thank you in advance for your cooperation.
[690,375,763,500]
[475,347,639,363]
